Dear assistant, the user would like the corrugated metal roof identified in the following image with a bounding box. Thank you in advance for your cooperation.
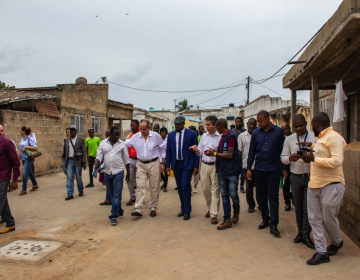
[35,100,60,118]
[0,90,57,105]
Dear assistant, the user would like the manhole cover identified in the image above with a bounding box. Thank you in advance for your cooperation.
[0,240,63,262]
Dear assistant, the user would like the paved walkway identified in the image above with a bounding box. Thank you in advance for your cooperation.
[1,172,360,279]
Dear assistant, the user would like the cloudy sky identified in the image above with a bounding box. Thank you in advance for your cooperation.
[1,0,342,110]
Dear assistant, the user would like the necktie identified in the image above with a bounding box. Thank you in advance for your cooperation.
[178,131,182,160]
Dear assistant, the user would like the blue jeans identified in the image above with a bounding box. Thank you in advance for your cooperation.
[66,159,84,196]
[217,172,240,220]
[104,171,124,218]
[22,159,38,191]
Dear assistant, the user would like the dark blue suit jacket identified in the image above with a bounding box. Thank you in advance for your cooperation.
[166,128,199,170]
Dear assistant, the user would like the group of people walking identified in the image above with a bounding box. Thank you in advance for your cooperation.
[0,109,347,266]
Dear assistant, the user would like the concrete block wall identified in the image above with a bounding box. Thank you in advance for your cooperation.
[0,110,63,176]
[340,146,360,246]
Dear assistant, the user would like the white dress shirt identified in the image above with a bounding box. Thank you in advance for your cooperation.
[175,128,185,160]
[197,131,221,163]
[159,136,167,162]
[68,136,77,158]
[96,138,130,175]
[281,131,317,174]
[126,131,166,161]
[238,131,255,170]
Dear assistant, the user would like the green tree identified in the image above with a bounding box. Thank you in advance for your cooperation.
[175,99,193,112]
[0,81,15,89]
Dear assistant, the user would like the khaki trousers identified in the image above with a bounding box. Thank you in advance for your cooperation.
[200,163,220,218]
[134,159,161,214]
[308,183,345,254]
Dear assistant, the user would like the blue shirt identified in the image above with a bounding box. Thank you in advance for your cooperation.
[19,136,37,160]
[231,128,247,139]
[247,124,285,171]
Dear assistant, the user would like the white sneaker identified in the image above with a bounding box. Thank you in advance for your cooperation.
[193,188,198,193]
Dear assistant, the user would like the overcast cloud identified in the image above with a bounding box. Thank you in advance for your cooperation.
[1,0,342,110]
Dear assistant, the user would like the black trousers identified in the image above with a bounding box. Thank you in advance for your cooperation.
[161,172,168,188]
[290,174,311,236]
[0,180,15,227]
[282,175,292,205]
[254,170,281,226]
[88,156,96,184]
[244,169,259,210]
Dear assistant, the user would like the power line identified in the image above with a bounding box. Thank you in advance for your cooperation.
[251,73,286,84]
[216,84,241,106]
[176,78,246,100]
[194,83,245,106]
[255,83,291,99]
[251,22,327,84]
[107,80,244,94]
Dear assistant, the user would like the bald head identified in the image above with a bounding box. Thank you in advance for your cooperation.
[0,125,4,136]
[215,118,228,134]
[311,112,330,137]
[281,123,291,136]
[312,112,330,127]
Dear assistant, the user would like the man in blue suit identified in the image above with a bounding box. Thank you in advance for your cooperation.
[166,116,199,220]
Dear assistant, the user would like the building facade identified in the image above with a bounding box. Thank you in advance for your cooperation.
[283,0,360,246]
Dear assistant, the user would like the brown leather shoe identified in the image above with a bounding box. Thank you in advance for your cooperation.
[126,199,136,206]
[19,191,27,196]
[217,220,233,230]
[205,211,210,218]
[131,211,143,217]
[0,226,15,234]
[211,217,218,224]
[232,212,239,224]
[30,185,39,192]
[99,200,112,205]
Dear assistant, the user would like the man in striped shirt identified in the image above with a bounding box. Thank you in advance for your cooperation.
[238,118,258,213]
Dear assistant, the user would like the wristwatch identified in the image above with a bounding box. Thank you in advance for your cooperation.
[214,152,217,157]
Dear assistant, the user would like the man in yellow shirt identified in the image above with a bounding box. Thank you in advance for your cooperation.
[300,112,346,266]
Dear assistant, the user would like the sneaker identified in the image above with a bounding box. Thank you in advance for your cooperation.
[217,219,233,230]
[110,218,117,226]
[240,187,245,193]
[163,188,168,192]
[193,188,198,193]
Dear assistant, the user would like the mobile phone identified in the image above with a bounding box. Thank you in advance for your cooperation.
[301,147,314,153]
[297,150,304,156]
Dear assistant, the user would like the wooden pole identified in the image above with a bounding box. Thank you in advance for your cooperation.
[311,76,320,118]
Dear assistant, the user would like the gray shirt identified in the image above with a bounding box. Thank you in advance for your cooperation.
[281,131,317,174]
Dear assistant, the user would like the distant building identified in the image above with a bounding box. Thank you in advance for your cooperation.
[0,77,133,175]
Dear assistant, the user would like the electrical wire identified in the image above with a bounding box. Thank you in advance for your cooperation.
[216,84,241,106]
[251,22,327,84]
[194,83,245,106]
[251,73,287,84]
[107,80,243,94]
[255,83,291,99]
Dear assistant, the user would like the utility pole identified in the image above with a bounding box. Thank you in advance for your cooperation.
[174,99,177,113]
[246,76,250,105]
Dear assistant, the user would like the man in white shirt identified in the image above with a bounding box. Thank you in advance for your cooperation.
[95,126,130,226]
[281,114,317,249]
[126,119,166,218]
[190,115,221,224]
[238,118,258,213]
